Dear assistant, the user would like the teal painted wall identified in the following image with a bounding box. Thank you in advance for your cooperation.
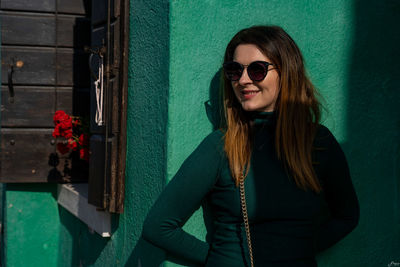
[343,1,400,265]
[166,0,400,266]
[4,184,60,266]
[2,0,399,266]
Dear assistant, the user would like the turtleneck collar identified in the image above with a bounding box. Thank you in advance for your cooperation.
[248,111,276,126]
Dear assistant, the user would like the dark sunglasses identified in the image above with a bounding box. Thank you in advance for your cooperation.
[223,61,275,82]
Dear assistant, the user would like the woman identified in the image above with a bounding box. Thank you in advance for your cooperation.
[142,25,360,267]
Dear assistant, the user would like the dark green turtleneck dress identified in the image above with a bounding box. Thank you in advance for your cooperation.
[142,112,360,267]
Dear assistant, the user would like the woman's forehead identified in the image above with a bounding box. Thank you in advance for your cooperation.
[233,44,271,63]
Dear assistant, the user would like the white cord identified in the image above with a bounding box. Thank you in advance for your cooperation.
[94,55,104,126]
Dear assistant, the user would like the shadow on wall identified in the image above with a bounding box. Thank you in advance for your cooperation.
[205,70,225,130]
[318,0,400,266]
[126,237,203,266]
[126,71,223,267]
[58,205,109,266]
[126,237,165,267]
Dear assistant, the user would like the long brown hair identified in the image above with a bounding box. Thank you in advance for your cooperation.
[222,25,322,193]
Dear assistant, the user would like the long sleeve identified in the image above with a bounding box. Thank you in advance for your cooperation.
[314,126,360,253]
[142,130,224,265]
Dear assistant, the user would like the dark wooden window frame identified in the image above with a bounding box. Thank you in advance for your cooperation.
[87,0,129,214]
[0,0,129,214]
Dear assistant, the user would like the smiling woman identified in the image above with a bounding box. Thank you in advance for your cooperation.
[228,44,280,112]
[142,25,359,267]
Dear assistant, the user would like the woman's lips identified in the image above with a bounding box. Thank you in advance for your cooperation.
[241,90,260,99]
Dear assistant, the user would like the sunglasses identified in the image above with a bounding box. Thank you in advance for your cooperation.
[223,61,275,82]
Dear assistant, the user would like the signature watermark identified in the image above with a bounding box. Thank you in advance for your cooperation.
[388,261,400,267]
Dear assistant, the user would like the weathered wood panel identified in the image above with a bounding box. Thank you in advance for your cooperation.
[1,13,90,48]
[1,46,55,85]
[0,0,92,184]
[91,0,115,25]
[58,0,89,15]
[57,88,73,115]
[58,15,90,48]
[111,77,120,135]
[88,0,128,213]
[1,0,90,15]
[0,86,88,128]
[0,12,55,46]
[89,23,119,134]
[1,13,91,48]
[0,128,88,183]
[56,87,90,116]
[0,0,55,12]
[1,47,89,86]
[0,129,55,182]
[88,134,109,207]
[91,24,106,47]
[1,86,55,127]
[89,25,106,134]
[1,47,55,85]
[112,18,120,68]
[57,48,90,87]
[91,22,120,73]
[114,0,129,213]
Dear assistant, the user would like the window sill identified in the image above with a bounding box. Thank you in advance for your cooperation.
[57,183,111,237]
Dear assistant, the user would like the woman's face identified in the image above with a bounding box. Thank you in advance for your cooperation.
[231,44,280,112]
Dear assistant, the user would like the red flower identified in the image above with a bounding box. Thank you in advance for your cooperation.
[57,143,70,155]
[53,111,73,138]
[53,110,65,124]
[80,148,89,162]
[61,119,72,129]
[78,134,89,146]
[52,126,61,138]
[53,110,90,161]
[73,119,81,127]
[53,110,69,125]
[67,138,78,151]
[62,128,73,139]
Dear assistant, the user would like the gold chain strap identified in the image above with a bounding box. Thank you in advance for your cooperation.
[239,175,254,267]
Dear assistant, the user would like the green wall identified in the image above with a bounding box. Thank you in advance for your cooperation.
[343,1,400,265]
[166,0,399,266]
[4,184,60,266]
[2,0,399,266]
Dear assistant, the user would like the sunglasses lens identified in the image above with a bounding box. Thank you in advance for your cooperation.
[223,62,242,81]
[248,62,268,81]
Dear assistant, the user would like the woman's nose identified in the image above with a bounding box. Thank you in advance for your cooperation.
[238,68,252,85]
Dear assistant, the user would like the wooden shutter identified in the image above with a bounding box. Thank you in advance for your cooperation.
[87,0,128,213]
[0,0,91,182]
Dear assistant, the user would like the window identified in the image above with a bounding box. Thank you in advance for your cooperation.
[0,0,129,214]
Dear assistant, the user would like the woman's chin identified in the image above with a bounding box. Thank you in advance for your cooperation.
[241,103,260,112]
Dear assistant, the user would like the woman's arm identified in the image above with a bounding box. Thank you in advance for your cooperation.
[142,130,224,265]
[314,126,360,253]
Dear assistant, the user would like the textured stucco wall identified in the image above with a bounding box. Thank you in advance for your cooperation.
[3,0,399,266]
[166,0,400,267]
[342,0,400,265]
[4,184,60,267]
